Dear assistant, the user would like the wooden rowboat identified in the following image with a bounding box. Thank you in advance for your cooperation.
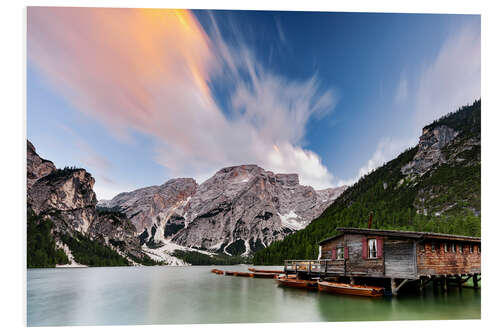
[248,268,284,274]
[275,276,318,290]
[224,271,254,277]
[252,272,278,278]
[210,269,224,275]
[318,281,384,297]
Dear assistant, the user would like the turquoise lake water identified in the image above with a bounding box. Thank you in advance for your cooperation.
[27,265,480,326]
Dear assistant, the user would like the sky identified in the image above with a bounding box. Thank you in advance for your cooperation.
[27,8,480,200]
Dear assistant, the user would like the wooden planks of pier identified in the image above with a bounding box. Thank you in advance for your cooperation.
[211,268,282,279]
[282,260,480,295]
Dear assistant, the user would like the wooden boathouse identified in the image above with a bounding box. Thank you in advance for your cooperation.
[284,227,481,295]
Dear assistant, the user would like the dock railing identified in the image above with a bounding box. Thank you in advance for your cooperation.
[284,259,333,274]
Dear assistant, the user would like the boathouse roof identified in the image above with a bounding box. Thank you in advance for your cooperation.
[317,227,481,245]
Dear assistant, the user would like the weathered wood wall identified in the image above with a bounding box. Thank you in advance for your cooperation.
[320,235,345,274]
[384,239,417,278]
[416,242,481,275]
[345,234,384,277]
[319,232,481,279]
[320,236,340,259]
[320,234,386,277]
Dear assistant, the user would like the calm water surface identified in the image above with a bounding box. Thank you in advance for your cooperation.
[27,265,480,326]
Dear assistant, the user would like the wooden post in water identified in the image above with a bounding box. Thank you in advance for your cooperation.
[442,276,448,292]
[391,278,397,296]
[473,274,479,289]
[418,278,424,294]
[457,276,463,292]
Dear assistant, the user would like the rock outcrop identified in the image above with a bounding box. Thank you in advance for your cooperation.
[98,178,198,241]
[27,140,148,264]
[27,140,56,190]
[100,164,347,256]
[398,101,481,217]
[401,125,458,175]
[28,167,97,233]
[89,211,144,259]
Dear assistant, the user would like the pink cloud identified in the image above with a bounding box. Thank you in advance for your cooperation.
[28,7,338,191]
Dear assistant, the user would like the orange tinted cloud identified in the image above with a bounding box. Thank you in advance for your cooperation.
[28,7,217,140]
[28,7,337,190]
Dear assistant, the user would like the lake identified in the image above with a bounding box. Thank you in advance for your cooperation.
[27,265,480,326]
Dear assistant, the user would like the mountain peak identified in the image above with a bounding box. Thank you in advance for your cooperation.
[100,163,346,257]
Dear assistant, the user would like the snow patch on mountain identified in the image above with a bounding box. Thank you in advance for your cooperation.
[278,211,305,230]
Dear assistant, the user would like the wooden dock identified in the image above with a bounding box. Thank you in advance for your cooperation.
[211,268,280,279]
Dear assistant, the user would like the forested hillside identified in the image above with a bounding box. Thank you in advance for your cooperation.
[253,100,481,265]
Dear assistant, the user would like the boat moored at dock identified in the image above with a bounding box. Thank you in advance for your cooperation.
[318,281,384,297]
[224,271,254,277]
[252,272,278,278]
[211,269,224,275]
[275,276,318,290]
[248,268,283,274]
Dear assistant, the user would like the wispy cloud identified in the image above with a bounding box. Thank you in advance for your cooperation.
[57,123,112,172]
[275,17,286,44]
[56,123,122,199]
[335,137,417,187]
[394,73,408,104]
[339,23,480,187]
[28,8,339,191]
[414,23,480,128]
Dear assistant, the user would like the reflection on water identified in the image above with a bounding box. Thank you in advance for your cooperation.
[27,266,480,326]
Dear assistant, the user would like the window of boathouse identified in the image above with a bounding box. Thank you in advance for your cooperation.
[368,239,377,259]
[336,246,344,260]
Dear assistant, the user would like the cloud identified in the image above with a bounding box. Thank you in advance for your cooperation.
[345,23,481,188]
[275,17,286,44]
[28,7,339,193]
[56,123,122,200]
[356,137,417,178]
[335,137,417,187]
[394,74,408,104]
[57,124,112,172]
[414,24,480,128]
[93,181,138,202]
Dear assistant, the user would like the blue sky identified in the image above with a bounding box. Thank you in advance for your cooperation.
[27,8,480,199]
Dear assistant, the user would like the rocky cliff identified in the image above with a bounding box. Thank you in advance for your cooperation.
[27,140,56,201]
[98,178,198,236]
[400,108,481,217]
[28,167,97,233]
[89,210,144,260]
[99,164,346,256]
[26,140,150,266]
[401,125,459,175]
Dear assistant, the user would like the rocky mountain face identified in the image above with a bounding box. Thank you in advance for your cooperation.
[399,102,481,217]
[89,210,144,260]
[401,125,459,175]
[27,140,148,265]
[28,167,97,233]
[98,178,198,236]
[27,141,56,199]
[99,164,346,256]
